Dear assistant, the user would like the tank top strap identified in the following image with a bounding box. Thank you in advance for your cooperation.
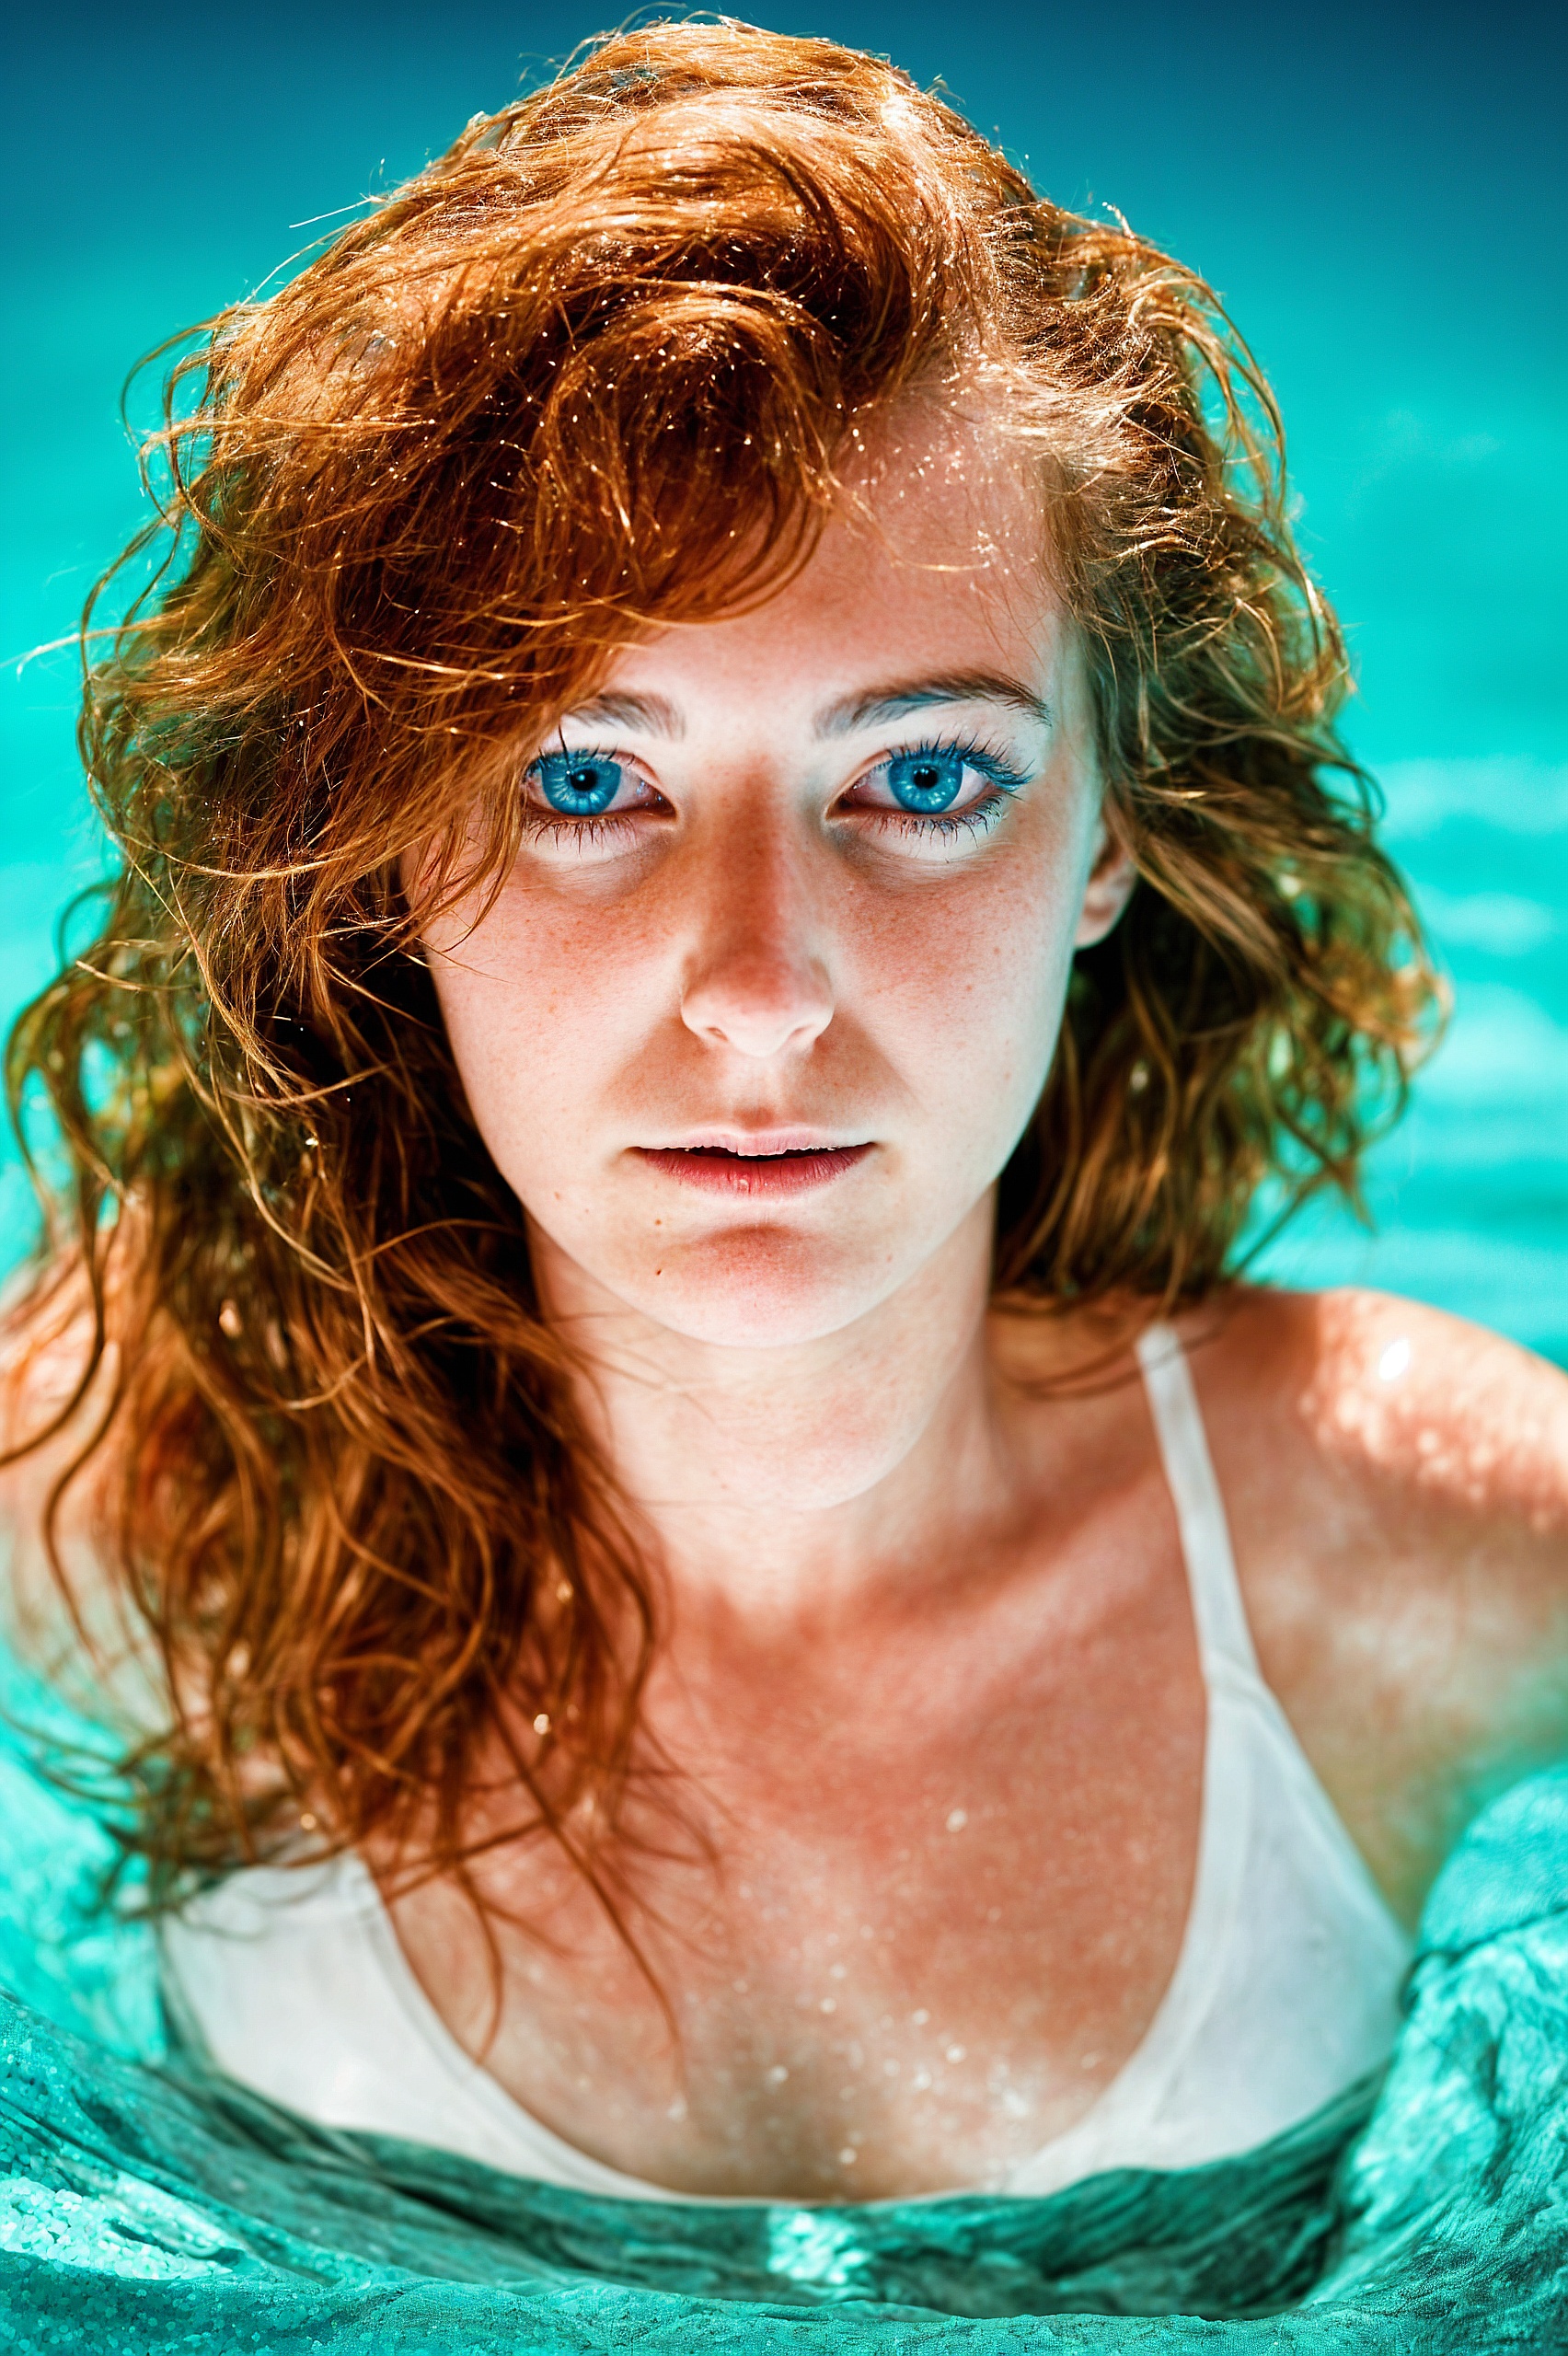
[1135,1321,1260,1677]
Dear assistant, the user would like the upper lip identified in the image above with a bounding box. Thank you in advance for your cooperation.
[638,1129,869,1157]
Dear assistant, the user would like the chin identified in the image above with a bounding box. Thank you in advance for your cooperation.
[611,1229,900,1349]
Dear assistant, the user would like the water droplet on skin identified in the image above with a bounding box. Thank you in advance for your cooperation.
[838,2146,859,2165]
[912,2068,933,2092]
[946,2045,967,2063]
[883,2059,900,2078]
[767,2064,789,2085]
[946,1808,968,1832]
[1378,1337,1412,1382]
[820,1996,837,2014]
[829,1962,847,1980]
[667,2096,687,2121]
[532,1711,550,1735]
[911,2009,930,2027]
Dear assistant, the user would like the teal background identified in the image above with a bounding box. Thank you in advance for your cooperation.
[3,0,1564,1358]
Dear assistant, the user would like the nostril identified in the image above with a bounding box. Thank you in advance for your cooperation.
[679,950,834,1059]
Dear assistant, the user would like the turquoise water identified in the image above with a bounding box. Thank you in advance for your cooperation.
[3,1,1563,1361]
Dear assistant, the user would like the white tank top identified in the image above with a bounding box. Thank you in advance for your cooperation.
[158,1324,1412,2201]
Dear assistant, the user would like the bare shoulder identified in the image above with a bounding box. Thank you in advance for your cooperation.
[0,1259,153,1727]
[0,1260,101,1512]
[1211,1283,1568,1537]
[1187,1285,1568,1918]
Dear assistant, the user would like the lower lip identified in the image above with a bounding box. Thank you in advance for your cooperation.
[635,1145,873,1196]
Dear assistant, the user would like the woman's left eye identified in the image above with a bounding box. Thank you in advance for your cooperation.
[845,743,1026,833]
[886,750,971,813]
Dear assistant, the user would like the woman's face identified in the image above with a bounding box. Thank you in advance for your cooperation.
[424,407,1133,1349]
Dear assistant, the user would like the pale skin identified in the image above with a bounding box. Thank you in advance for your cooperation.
[6,405,1567,2202]
[381,405,1568,2197]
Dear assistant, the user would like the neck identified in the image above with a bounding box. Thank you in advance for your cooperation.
[531,1197,1026,1635]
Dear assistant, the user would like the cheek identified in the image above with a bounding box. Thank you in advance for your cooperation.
[427,884,663,1168]
[847,842,1086,1141]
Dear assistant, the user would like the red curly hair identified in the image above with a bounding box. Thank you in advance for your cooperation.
[4,20,1435,1916]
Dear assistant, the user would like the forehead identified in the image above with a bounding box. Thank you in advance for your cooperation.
[593,400,1064,714]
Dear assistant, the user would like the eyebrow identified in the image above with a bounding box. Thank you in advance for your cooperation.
[558,690,685,738]
[557,669,1053,744]
[815,671,1053,737]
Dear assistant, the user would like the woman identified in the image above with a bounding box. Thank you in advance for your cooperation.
[2,21,1564,2210]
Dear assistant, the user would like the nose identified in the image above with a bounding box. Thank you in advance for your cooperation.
[679,820,835,1061]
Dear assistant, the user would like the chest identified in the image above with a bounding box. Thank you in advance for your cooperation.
[391,1511,1205,2199]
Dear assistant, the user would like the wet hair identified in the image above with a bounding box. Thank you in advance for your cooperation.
[5,18,1435,1906]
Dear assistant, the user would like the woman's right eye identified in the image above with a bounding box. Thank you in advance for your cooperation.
[528,751,633,817]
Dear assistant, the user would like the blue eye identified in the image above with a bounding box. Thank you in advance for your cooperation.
[532,752,624,815]
[885,750,966,814]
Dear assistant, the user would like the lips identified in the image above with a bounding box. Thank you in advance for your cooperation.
[633,1143,873,1196]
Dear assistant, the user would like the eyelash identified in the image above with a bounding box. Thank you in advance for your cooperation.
[518,809,637,850]
[858,734,1028,842]
[519,733,1030,844]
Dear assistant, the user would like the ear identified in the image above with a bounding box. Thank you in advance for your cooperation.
[1074,818,1138,949]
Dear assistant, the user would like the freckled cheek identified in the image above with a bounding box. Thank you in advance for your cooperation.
[432,892,663,1147]
[848,873,1075,1105]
